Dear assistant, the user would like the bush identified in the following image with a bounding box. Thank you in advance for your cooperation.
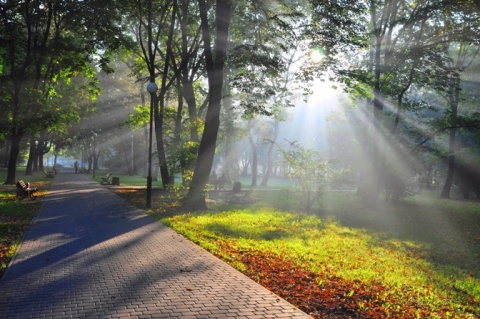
[382,173,416,201]
[278,142,334,212]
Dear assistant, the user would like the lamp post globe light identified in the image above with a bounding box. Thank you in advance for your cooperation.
[146,82,157,209]
[147,82,158,95]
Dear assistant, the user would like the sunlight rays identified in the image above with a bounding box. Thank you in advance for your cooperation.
[280,79,339,158]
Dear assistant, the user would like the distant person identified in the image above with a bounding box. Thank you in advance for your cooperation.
[74,161,79,174]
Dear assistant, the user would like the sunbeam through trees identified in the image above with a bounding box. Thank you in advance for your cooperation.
[1,1,480,317]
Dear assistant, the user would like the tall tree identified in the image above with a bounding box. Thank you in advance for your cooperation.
[134,0,202,188]
[0,0,127,184]
[439,18,480,197]
[319,0,478,203]
[182,0,234,210]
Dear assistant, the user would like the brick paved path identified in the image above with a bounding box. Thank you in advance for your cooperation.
[0,170,311,319]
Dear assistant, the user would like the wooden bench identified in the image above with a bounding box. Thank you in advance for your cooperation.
[209,174,226,191]
[43,169,55,178]
[100,173,112,185]
[16,180,37,200]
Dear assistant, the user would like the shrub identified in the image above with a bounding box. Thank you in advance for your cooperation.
[278,142,334,212]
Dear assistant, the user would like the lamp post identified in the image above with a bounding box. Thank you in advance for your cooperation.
[92,132,97,179]
[146,82,157,209]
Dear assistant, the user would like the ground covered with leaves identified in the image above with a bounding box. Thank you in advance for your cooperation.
[0,190,41,277]
[115,188,480,319]
[221,243,476,319]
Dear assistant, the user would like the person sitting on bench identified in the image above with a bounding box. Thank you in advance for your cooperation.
[16,180,37,200]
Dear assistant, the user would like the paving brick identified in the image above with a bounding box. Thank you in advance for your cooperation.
[0,169,312,319]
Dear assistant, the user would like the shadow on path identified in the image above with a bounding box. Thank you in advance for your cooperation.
[0,170,309,318]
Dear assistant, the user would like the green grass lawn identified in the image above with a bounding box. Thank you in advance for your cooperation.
[0,168,50,277]
[87,170,297,189]
[84,169,159,187]
[144,189,480,319]
[2,167,479,318]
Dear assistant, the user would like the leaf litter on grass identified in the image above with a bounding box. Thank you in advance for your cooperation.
[115,189,480,319]
[162,209,479,319]
[216,239,479,319]
[0,197,39,277]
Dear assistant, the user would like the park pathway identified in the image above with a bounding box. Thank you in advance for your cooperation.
[0,169,310,319]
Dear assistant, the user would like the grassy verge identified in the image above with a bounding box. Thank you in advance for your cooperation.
[115,188,480,319]
[163,208,479,318]
[88,170,165,188]
[87,170,299,190]
[0,168,50,277]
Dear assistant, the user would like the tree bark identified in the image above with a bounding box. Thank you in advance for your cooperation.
[5,129,24,185]
[179,8,201,143]
[357,0,400,205]
[441,76,460,198]
[25,135,36,176]
[247,125,258,187]
[261,120,279,186]
[221,78,238,182]
[130,133,135,175]
[38,138,50,172]
[154,0,178,189]
[177,0,202,179]
[2,141,10,167]
[140,87,148,178]
[441,134,456,198]
[182,0,233,211]
[154,94,171,188]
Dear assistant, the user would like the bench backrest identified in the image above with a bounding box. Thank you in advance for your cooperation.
[16,180,27,189]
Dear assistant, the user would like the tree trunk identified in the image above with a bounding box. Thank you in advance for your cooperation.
[153,163,159,182]
[120,141,129,173]
[154,97,171,188]
[2,141,10,167]
[25,135,36,176]
[441,146,455,198]
[261,120,279,186]
[248,131,258,187]
[130,133,135,175]
[222,79,238,182]
[357,2,386,205]
[5,129,24,185]
[174,77,184,146]
[241,154,250,176]
[260,143,273,187]
[54,153,58,168]
[175,78,190,184]
[38,149,44,171]
[153,1,178,189]
[178,0,200,144]
[182,0,233,211]
[177,0,201,181]
[87,155,93,173]
[441,76,460,198]
[37,138,49,172]
[183,80,199,143]
[140,87,148,178]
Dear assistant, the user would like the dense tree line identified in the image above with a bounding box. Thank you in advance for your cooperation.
[1,0,479,210]
[0,0,130,184]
